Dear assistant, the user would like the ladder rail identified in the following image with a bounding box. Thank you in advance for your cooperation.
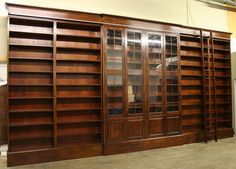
[210,31,218,142]
[200,30,208,143]
[207,37,212,131]
[201,30,217,143]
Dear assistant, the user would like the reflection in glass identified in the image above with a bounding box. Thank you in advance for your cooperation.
[107,75,123,115]
[128,32,141,40]
[166,55,178,71]
[149,34,161,40]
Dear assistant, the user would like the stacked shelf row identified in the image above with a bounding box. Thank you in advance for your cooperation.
[180,30,232,133]
[55,21,102,147]
[8,17,54,151]
[180,32,203,133]
[212,35,232,129]
[8,16,102,151]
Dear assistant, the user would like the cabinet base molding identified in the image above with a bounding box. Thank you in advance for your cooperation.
[7,128,233,166]
[104,128,234,155]
[7,144,102,167]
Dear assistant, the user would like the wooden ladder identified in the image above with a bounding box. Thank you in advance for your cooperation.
[201,30,218,143]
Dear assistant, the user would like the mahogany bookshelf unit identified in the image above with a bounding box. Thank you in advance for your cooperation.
[6,3,234,166]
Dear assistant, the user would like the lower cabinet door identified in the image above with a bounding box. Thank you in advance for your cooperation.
[106,119,125,142]
[149,117,164,137]
[166,116,181,135]
[127,118,144,139]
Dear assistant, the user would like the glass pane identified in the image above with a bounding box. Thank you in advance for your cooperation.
[166,54,178,71]
[115,39,122,45]
[128,32,135,39]
[107,38,114,45]
[148,33,163,113]
[107,30,114,38]
[107,49,122,57]
[167,95,179,102]
[167,104,179,112]
[149,42,161,49]
[135,52,141,60]
[127,31,143,114]
[106,29,123,115]
[165,35,179,113]
[115,30,122,38]
[135,32,141,40]
[107,62,122,69]
[167,85,178,94]
[166,36,177,54]
[107,49,122,70]
[107,75,123,115]
[148,34,161,41]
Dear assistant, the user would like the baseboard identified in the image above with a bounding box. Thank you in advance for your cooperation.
[7,144,102,167]
[104,128,234,155]
[7,128,234,166]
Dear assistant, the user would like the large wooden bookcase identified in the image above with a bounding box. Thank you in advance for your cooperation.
[6,3,234,166]
[0,84,7,145]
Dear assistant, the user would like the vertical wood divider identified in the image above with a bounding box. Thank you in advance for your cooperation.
[6,16,10,150]
[143,32,148,138]
[144,31,149,138]
[200,29,207,143]
[101,25,105,149]
[124,29,128,139]
[53,21,58,146]
[207,37,211,132]
[210,31,218,141]
[163,34,167,135]
[121,27,126,139]
[177,34,183,133]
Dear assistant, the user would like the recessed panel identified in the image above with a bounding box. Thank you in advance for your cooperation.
[107,120,124,140]
[166,116,180,135]
[149,118,164,137]
[127,119,144,139]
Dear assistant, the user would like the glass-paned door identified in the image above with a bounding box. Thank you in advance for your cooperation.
[147,33,163,114]
[106,29,124,115]
[165,35,179,112]
[127,31,143,114]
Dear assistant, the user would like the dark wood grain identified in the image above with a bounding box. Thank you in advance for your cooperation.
[0,85,7,144]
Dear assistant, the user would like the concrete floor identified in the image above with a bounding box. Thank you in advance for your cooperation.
[1,137,236,169]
